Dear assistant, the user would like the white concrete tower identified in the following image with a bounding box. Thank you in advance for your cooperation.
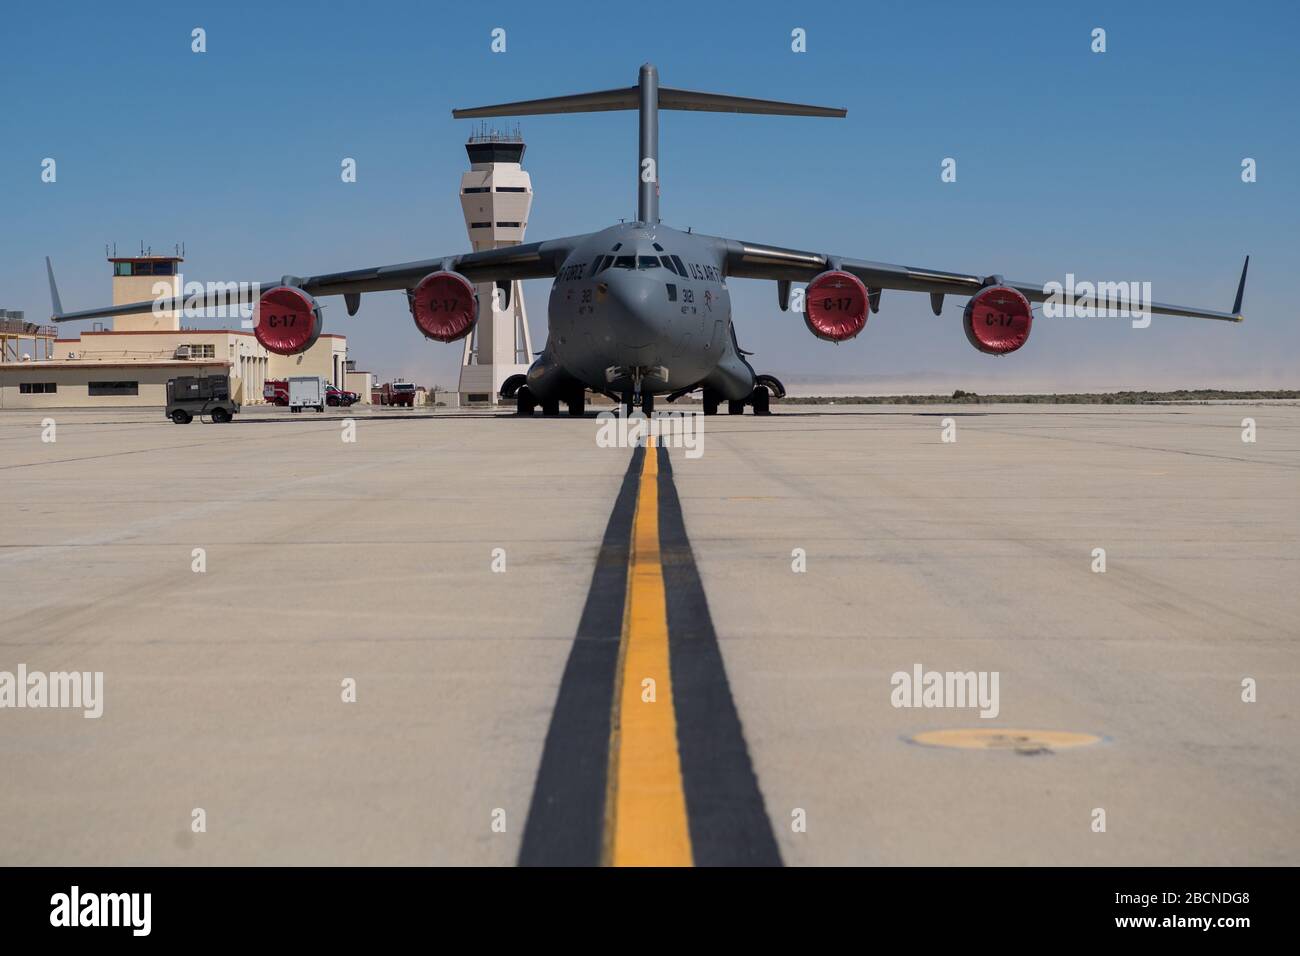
[457,125,534,404]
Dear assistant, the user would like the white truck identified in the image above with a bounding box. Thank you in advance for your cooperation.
[288,376,326,413]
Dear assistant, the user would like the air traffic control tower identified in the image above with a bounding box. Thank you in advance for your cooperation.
[108,245,183,332]
[457,125,534,405]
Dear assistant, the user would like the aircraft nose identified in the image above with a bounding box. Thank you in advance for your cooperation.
[605,272,661,348]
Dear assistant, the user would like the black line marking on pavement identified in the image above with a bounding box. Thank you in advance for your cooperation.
[656,444,783,866]
[518,445,644,866]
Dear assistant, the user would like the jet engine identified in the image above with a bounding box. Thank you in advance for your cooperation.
[408,271,478,342]
[253,286,324,355]
[963,285,1033,355]
[804,270,869,342]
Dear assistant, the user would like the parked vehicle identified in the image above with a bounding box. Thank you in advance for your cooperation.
[267,379,357,407]
[325,383,359,406]
[264,379,289,406]
[372,381,418,406]
[166,374,240,424]
[388,382,417,407]
[289,376,326,413]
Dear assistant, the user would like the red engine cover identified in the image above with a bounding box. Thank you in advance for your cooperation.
[963,285,1033,355]
[409,271,477,342]
[804,270,869,342]
[253,286,323,356]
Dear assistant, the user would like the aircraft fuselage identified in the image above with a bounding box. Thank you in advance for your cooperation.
[526,222,755,403]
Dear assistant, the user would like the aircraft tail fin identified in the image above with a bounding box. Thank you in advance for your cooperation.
[453,65,843,224]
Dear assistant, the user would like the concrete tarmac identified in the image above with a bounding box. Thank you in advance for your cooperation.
[1,402,1296,865]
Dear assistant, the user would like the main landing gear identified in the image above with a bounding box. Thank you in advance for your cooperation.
[515,385,587,417]
[701,374,785,416]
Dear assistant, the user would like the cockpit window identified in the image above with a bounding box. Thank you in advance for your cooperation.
[636,256,661,270]
[614,256,636,269]
[660,256,678,274]
[671,255,688,276]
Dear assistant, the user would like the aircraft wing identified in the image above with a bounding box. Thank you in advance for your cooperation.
[715,238,1249,322]
[47,236,584,322]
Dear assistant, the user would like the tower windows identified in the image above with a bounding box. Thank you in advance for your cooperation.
[112,261,176,276]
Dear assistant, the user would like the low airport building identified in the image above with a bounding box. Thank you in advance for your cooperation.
[0,359,232,408]
[0,251,358,409]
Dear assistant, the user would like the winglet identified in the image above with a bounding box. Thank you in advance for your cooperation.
[1231,255,1249,320]
[45,256,64,319]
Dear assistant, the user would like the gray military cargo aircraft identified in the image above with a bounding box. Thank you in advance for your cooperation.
[46,63,1247,416]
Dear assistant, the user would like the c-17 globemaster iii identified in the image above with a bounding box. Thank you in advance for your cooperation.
[46,63,1248,416]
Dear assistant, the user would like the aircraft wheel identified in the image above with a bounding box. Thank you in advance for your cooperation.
[171,409,192,425]
[728,399,747,415]
[702,395,719,416]
[541,398,561,416]
[567,392,585,417]
[750,388,771,416]
[642,394,654,415]
[516,386,537,416]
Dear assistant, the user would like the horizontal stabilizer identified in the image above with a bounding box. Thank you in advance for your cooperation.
[658,87,844,117]
[453,87,637,118]
[453,86,844,119]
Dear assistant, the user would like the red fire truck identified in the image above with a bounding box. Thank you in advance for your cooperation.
[373,381,417,407]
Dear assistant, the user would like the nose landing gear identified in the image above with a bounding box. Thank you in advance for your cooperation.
[620,366,657,415]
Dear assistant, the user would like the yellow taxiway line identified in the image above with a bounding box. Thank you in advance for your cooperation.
[605,438,694,867]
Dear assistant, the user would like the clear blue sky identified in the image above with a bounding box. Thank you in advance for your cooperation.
[2,0,1296,391]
